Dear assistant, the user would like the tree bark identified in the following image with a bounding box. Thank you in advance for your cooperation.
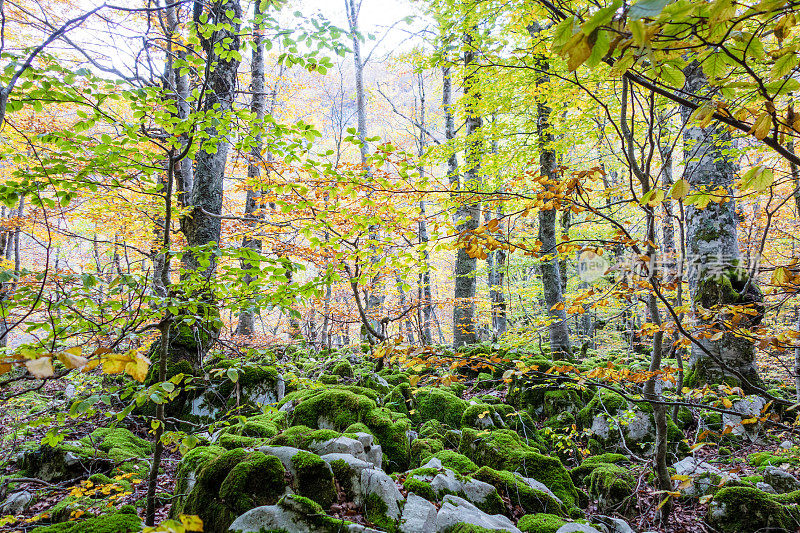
[681,63,764,392]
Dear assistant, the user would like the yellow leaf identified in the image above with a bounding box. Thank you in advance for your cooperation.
[180,514,204,532]
[699,494,713,504]
[57,352,88,370]
[566,34,593,71]
[772,266,792,285]
[26,356,54,378]
[722,398,733,408]
[409,374,420,387]
[550,302,565,311]
[102,353,129,375]
[749,112,773,140]
[125,353,150,383]
[669,179,690,199]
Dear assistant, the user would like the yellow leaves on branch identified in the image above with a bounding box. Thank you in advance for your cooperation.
[2,346,150,382]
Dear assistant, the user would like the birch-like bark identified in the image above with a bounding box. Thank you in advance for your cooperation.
[452,27,482,348]
[681,63,763,392]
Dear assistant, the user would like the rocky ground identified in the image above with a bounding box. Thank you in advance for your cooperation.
[1,344,799,532]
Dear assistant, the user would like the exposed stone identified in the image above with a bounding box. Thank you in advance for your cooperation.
[555,524,604,533]
[721,395,766,437]
[0,490,33,515]
[310,437,367,462]
[763,466,800,494]
[228,495,357,533]
[673,456,739,497]
[435,494,521,533]
[595,515,635,533]
[320,453,372,505]
[399,493,437,533]
[361,467,405,526]
[756,482,777,494]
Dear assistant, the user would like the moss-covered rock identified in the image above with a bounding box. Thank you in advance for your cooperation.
[431,450,478,475]
[171,445,226,517]
[707,486,800,532]
[458,428,576,507]
[460,403,506,430]
[472,466,568,517]
[290,450,337,509]
[288,389,377,430]
[363,407,411,472]
[31,506,141,533]
[412,437,444,464]
[517,513,567,533]
[569,453,628,485]
[586,464,635,512]
[181,448,288,533]
[412,388,468,427]
[332,359,354,378]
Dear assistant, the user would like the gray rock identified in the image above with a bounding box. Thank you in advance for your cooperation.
[311,437,367,462]
[673,456,739,497]
[429,469,498,509]
[229,495,350,533]
[435,494,520,533]
[361,468,405,521]
[756,481,777,494]
[556,525,604,533]
[421,457,443,470]
[320,453,372,505]
[399,493,437,533]
[722,395,766,437]
[519,476,563,504]
[0,491,33,515]
[595,515,635,533]
[259,445,334,496]
[354,432,374,449]
[763,466,800,494]
[780,440,795,450]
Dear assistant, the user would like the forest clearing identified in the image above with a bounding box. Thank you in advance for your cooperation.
[1,0,800,531]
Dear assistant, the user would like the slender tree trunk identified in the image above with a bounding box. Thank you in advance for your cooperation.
[530,25,570,357]
[452,27,482,349]
[681,64,764,392]
[236,0,269,336]
[174,0,242,367]
[416,72,433,345]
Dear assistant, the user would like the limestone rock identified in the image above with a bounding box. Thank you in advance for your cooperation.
[763,466,800,494]
[399,493,437,533]
[435,494,521,533]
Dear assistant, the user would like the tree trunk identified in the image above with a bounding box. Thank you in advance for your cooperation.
[452,27,482,349]
[681,63,763,392]
[531,27,570,358]
[236,0,269,336]
[174,0,242,367]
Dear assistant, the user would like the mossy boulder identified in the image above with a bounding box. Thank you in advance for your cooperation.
[472,466,568,517]
[285,389,376,430]
[586,464,635,513]
[569,453,628,485]
[331,359,354,378]
[290,450,337,509]
[31,506,141,532]
[171,445,226,517]
[517,513,567,533]
[431,450,478,475]
[412,437,444,464]
[459,429,579,508]
[707,486,800,532]
[412,388,468,427]
[180,448,287,533]
[461,403,507,430]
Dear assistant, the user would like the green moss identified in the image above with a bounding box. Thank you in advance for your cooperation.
[569,454,628,485]
[432,451,478,475]
[517,513,567,533]
[708,486,800,532]
[289,389,377,430]
[363,407,411,472]
[460,403,501,429]
[576,390,627,429]
[458,429,576,506]
[219,452,286,514]
[748,451,800,469]
[383,383,413,417]
[332,360,354,378]
[344,423,373,437]
[586,464,635,512]
[412,388,468,427]
[290,451,336,508]
[542,390,581,418]
[419,420,446,439]
[270,426,342,449]
[32,507,141,533]
[403,476,436,500]
[411,438,444,464]
[472,466,567,517]
[81,427,151,465]
[364,492,396,531]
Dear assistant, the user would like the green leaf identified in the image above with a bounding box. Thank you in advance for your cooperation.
[702,52,730,79]
[227,368,239,383]
[551,16,576,52]
[583,0,622,35]
[659,63,686,87]
[629,0,672,20]
[770,53,798,80]
[741,165,775,192]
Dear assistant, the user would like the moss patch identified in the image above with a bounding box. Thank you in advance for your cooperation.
[517,513,567,533]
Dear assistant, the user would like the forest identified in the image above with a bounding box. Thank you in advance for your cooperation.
[0,0,799,531]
